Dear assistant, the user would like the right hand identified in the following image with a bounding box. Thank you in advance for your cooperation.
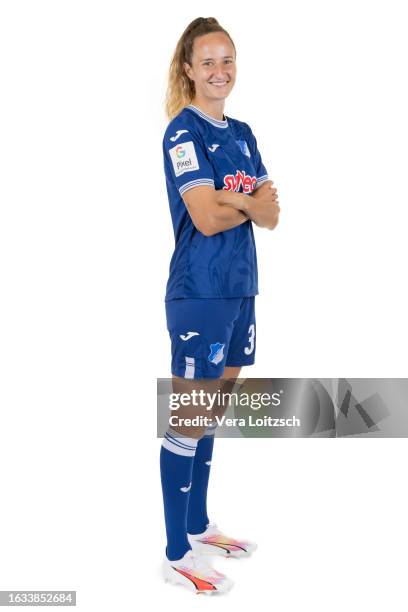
[253,180,279,202]
[252,181,280,229]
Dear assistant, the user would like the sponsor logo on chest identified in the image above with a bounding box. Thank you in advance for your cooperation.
[223,170,257,193]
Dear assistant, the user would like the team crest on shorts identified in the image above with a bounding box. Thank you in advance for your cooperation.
[208,342,225,365]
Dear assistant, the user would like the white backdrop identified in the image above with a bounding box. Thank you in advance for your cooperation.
[0,1,407,610]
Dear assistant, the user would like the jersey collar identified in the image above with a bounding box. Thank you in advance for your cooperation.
[186,104,229,129]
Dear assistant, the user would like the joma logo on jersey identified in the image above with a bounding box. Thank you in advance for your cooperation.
[169,141,200,177]
[223,170,257,193]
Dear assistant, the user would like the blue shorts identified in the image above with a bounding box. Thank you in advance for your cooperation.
[165,297,256,379]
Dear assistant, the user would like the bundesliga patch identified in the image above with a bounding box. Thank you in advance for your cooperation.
[169,140,200,177]
[236,139,251,158]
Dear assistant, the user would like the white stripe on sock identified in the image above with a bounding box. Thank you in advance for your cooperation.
[162,432,198,457]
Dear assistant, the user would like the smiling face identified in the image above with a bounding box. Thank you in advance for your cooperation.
[183,32,236,103]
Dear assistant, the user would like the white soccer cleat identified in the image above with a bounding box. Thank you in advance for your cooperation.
[162,548,234,594]
[188,523,258,558]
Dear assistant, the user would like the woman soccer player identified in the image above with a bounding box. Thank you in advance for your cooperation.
[160,17,280,594]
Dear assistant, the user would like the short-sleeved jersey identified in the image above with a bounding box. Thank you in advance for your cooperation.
[163,104,270,301]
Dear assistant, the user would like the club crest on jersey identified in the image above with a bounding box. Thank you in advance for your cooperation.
[236,139,251,158]
[223,170,257,193]
[169,141,200,177]
[208,343,225,365]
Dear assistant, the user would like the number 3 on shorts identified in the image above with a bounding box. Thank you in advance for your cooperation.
[244,323,255,355]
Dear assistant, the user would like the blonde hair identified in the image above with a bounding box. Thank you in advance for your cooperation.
[165,17,236,121]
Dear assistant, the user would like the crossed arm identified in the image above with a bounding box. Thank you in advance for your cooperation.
[215,180,279,230]
[182,180,280,236]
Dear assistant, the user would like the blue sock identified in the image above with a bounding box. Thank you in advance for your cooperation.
[160,428,198,561]
[187,422,216,536]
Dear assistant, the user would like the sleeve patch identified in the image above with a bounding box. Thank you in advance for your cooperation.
[168,141,200,177]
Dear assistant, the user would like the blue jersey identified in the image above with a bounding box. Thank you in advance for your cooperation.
[162,104,269,301]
